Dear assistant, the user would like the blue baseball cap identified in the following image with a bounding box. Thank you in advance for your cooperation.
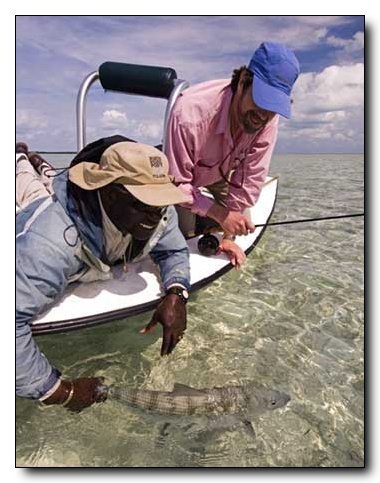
[248,42,300,119]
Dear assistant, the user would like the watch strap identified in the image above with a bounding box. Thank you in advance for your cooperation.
[166,286,188,304]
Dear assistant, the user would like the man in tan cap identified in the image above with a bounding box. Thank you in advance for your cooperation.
[16,136,191,412]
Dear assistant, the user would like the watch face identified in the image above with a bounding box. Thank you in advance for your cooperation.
[168,286,189,302]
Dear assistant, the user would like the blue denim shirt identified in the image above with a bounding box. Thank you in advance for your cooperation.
[16,177,190,400]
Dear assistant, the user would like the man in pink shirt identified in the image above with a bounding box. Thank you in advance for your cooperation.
[165,42,300,267]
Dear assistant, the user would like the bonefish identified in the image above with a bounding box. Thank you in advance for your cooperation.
[97,382,290,417]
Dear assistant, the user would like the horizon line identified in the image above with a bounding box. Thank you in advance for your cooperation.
[35,150,365,156]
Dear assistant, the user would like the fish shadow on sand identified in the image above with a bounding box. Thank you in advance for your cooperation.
[154,413,256,450]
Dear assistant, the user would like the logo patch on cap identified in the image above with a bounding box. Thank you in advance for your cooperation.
[149,156,165,179]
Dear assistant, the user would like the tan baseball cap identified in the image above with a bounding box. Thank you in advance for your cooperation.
[69,141,191,207]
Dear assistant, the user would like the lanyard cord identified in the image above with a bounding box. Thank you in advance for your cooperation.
[43,167,70,178]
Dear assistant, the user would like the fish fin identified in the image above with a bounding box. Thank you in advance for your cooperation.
[241,419,256,438]
[208,415,256,438]
[193,415,242,441]
[161,422,171,436]
[172,383,206,396]
[155,422,171,449]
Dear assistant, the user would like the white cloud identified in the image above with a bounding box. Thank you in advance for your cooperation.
[326,31,364,54]
[16,109,50,144]
[277,63,364,152]
[292,63,364,114]
[136,121,162,141]
[98,107,163,145]
[15,15,353,88]
[16,16,364,152]
[101,109,128,128]
[16,109,48,131]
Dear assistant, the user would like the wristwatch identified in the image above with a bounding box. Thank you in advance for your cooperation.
[166,286,189,304]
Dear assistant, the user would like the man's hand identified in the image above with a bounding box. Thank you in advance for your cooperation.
[218,238,246,268]
[42,377,108,412]
[207,204,255,236]
[140,294,187,356]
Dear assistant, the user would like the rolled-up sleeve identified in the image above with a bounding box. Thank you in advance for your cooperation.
[226,118,278,212]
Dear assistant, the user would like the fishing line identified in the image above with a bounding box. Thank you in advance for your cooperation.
[255,212,364,228]
[198,213,364,256]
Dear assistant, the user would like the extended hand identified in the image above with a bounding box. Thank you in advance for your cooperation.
[42,377,108,412]
[218,238,246,268]
[221,210,255,236]
[207,204,255,236]
[140,294,187,356]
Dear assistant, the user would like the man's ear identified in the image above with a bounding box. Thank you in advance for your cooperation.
[239,69,252,88]
[237,69,252,96]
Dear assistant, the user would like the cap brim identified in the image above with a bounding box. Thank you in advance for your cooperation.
[124,183,191,207]
[69,162,117,190]
[69,161,191,206]
[252,76,291,119]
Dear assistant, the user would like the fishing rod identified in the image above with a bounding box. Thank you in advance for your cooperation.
[197,212,364,256]
[254,212,364,228]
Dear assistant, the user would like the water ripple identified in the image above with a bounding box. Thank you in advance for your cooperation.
[16,154,364,467]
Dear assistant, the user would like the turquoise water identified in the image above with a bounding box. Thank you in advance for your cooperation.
[16,153,364,467]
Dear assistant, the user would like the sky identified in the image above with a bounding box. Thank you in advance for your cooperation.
[16,15,364,154]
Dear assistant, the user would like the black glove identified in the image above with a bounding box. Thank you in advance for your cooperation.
[42,377,108,412]
[140,292,187,356]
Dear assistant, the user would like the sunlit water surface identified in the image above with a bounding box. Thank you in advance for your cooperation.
[16,154,364,467]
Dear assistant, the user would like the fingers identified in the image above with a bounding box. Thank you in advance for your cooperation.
[240,221,249,236]
[160,329,172,356]
[241,220,255,236]
[219,239,246,268]
[230,253,241,269]
[161,330,185,356]
[140,313,159,334]
[234,220,253,236]
[234,254,245,269]
[161,333,175,356]
[246,220,256,233]
[236,246,246,267]
[142,298,186,356]
[141,316,180,356]
[222,210,256,237]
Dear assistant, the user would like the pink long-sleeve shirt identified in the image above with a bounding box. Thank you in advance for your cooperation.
[165,79,279,216]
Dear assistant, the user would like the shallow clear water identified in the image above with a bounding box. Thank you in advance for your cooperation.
[16,153,364,467]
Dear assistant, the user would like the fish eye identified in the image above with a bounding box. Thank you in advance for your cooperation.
[270,399,277,406]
